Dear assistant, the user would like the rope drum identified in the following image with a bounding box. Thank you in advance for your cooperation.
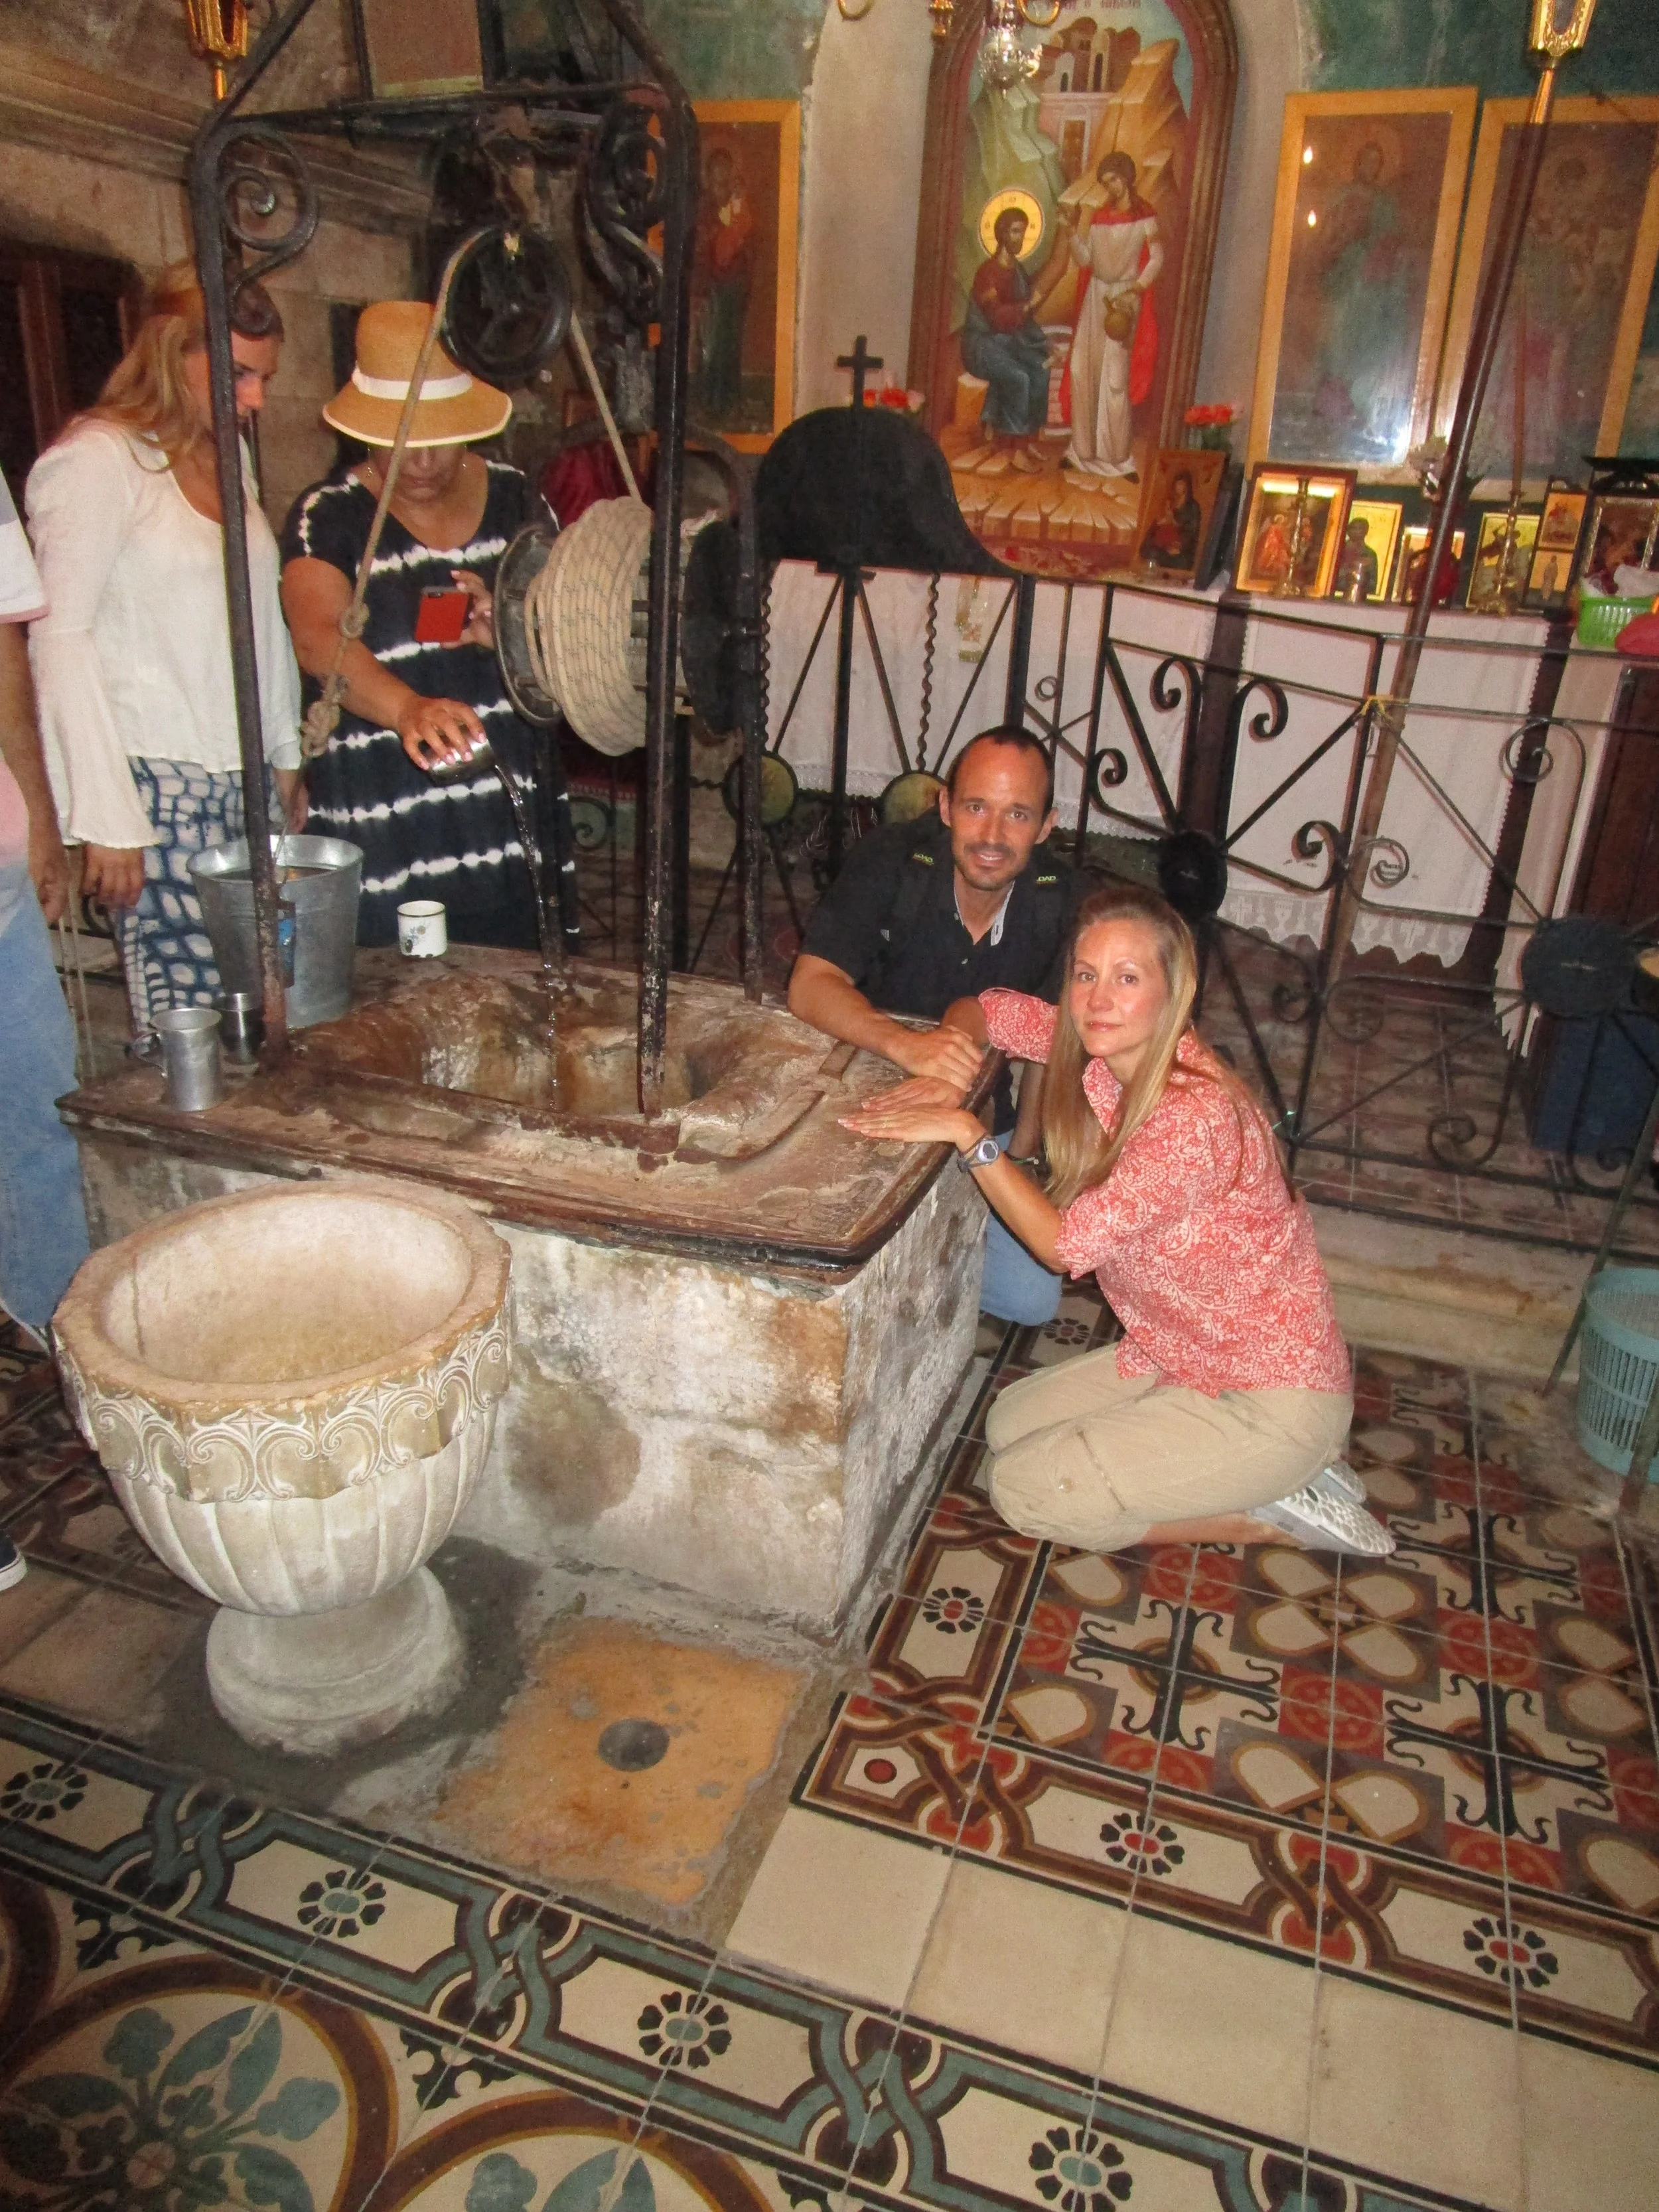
[502,494,727,757]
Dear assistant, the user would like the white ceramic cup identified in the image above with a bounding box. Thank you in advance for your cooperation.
[397,899,448,958]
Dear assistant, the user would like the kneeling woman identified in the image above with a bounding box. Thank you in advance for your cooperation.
[844,883,1392,1557]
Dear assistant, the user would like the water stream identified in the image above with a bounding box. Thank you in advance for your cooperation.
[492,755,560,1098]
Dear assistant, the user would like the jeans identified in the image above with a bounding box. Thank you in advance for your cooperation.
[0,861,90,1330]
[978,1132,1064,1327]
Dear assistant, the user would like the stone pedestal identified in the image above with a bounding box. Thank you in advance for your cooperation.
[205,1568,465,1757]
[54,1179,512,1755]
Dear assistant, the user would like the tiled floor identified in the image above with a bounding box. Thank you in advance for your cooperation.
[1,1301,1656,2209]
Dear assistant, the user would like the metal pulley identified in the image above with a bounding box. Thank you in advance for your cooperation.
[439,225,571,388]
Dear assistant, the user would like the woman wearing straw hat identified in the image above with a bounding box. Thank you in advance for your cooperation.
[281,300,545,948]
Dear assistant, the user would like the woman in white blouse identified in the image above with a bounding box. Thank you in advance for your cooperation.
[26,262,306,1032]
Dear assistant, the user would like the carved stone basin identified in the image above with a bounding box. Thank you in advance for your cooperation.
[53,1177,512,1756]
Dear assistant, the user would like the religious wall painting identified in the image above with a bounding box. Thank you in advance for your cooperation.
[1465,508,1540,614]
[907,0,1238,579]
[687,100,800,451]
[1438,96,1659,487]
[1389,524,1465,606]
[1522,482,1587,611]
[1334,498,1402,603]
[1131,444,1228,582]
[1250,90,1478,477]
[1577,494,1659,595]
[1234,465,1354,598]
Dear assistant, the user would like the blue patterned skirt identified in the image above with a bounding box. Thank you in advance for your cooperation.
[113,757,248,1033]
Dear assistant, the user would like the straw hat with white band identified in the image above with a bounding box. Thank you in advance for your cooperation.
[322,300,511,449]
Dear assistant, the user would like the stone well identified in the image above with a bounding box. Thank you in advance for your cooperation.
[60,952,987,1638]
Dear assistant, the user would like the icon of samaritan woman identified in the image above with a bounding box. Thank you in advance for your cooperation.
[1060,151,1163,481]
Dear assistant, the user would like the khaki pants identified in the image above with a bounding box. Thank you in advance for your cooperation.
[985,1342,1352,1552]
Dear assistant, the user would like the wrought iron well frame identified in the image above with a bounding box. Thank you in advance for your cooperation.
[188,0,740,1116]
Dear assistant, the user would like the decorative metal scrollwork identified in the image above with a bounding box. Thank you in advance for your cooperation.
[1426,1109,1504,1169]
[1089,747,1129,807]
[1352,836,1411,891]
[1289,818,1344,895]
[1149,655,1199,715]
[1500,718,1557,788]
[568,796,614,852]
[1322,978,1387,1045]
[212,123,319,309]
[1227,674,1290,747]
[580,97,666,328]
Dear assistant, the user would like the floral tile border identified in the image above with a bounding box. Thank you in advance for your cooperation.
[0,1702,1494,2212]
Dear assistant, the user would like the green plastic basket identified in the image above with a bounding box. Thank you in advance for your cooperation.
[1577,1266,1659,1475]
[1576,595,1653,650]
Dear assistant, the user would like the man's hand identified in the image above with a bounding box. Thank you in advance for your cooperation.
[82,844,146,909]
[27,817,69,926]
[887,1021,987,1092]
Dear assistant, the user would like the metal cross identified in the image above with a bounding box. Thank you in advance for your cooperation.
[836,334,883,409]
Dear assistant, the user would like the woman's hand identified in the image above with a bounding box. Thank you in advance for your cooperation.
[453,569,495,648]
[273,767,309,834]
[82,844,147,909]
[839,1093,985,1151]
[847,1074,971,1118]
[396,694,489,771]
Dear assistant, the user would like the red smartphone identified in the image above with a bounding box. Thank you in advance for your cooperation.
[415,585,470,644]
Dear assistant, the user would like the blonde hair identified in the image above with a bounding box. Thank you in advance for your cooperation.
[1043,882,1269,1206]
[81,260,282,465]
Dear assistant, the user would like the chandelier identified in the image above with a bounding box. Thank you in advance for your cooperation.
[837,0,1060,75]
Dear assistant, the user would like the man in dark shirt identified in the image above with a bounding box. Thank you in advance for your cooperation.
[789,725,1082,1323]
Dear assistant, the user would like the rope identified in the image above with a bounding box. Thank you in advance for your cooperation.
[300,245,470,761]
[522,497,655,754]
[54,889,95,1082]
[566,309,643,502]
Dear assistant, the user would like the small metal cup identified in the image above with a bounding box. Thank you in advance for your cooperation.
[216,989,265,1067]
[133,1007,224,1112]
[423,735,494,784]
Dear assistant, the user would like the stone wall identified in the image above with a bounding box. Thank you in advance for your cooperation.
[0,15,420,531]
[476,1161,985,1633]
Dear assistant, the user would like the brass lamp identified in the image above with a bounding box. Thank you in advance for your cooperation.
[837,0,1059,50]
[183,0,250,102]
[1526,0,1597,119]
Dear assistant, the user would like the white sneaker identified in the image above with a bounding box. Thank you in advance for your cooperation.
[1252,1483,1397,1557]
[1315,1459,1367,1507]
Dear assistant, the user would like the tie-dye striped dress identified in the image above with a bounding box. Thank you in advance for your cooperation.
[281,461,541,949]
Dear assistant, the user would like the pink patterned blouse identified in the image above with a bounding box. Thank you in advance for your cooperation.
[981,990,1350,1398]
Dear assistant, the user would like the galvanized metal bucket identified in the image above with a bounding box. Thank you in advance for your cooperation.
[190,833,363,1028]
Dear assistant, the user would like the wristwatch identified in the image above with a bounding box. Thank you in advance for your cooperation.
[956,1133,1002,1173]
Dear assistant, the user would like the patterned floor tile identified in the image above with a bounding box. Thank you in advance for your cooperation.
[0,1326,58,1437]
[0,1410,88,1524]
[862,1585,1023,1727]
[0,1465,214,1615]
[890,1509,1046,1637]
